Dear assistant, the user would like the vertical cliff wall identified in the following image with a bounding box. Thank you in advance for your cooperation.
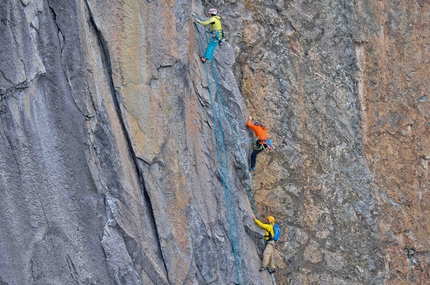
[355,1,430,283]
[0,0,429,285]
[1,0,269,284]
[216,0,429,284]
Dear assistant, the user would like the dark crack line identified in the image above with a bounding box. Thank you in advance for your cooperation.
[34,184,56,252]
[0,69,15,87]
[46,2,86,120]
[47,4,66,53]
[84,0,169,280]
[66,254,79,284]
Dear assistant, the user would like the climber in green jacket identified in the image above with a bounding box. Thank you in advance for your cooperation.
[194,8,223,63]
[253,215,277,274]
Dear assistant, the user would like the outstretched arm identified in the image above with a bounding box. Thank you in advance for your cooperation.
[247,117,258,132]
[196,17,215,26]
[254,218,272,231]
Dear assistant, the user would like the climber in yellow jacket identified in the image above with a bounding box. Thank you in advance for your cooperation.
[253,215,277,274]
[194,8,223,63]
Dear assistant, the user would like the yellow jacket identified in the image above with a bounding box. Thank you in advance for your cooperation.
[254,218,274,241]
[197,16,222,31]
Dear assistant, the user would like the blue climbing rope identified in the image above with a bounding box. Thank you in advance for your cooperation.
[193,14,249,285]
[192,13,258,217]
[210,61,259,218]
[193,12,262,285]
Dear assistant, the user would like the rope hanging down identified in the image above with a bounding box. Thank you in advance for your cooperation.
[210,60,258,216]
[192,12,258,218]
[193,12,259,285]
[193,15,245,285]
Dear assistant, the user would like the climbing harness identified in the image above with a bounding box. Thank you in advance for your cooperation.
[254,139,274,151]
[254,142,266,151]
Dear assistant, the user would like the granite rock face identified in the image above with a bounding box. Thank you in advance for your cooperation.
[221,0,429,284]
[0,0,429,285]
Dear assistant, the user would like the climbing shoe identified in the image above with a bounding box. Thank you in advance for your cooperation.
[249,167,255,171]
[259,266,266,272]
[267,268,276,274]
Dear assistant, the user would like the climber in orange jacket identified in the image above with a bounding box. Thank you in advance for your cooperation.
[253,215,277,274]
[246,116,269,171]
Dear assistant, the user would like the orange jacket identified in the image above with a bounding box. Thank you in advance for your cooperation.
[247,118,269,141]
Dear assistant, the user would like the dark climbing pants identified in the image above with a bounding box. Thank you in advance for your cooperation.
[250,143,266,169]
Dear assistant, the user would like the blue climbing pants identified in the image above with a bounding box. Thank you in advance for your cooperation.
[204,31,221,60]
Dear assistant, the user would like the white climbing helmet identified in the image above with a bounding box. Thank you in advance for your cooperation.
[208,8,218,15]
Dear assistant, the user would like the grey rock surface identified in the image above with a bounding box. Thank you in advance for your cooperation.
[1,0,429,285]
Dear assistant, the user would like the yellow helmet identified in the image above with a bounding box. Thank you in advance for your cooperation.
[267,216,275,224]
